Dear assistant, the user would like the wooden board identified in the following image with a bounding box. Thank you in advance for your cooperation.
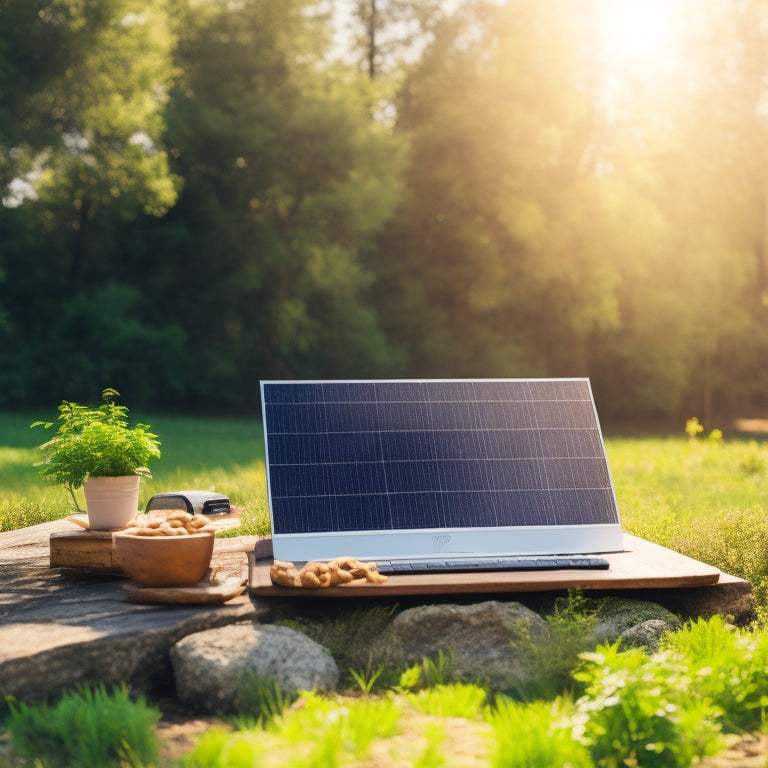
[124,576,247,604]
[49,515,243,573]
[247,533,722,597]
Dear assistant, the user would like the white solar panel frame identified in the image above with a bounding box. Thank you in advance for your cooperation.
[260,378,624,562]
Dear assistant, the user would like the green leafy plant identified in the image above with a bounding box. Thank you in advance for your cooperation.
[183,692,403,768]
[235,670,294,723]
[350,653,387,695]
[517,591,602,700]
[32,388,161,512]
[487,696,594,768]
[5,683,160,768]
[398,649,456,692]
[573,642,724,768]
[661,614,768,732]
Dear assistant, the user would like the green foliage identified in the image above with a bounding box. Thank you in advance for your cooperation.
[414,722,447,768]
[183,691,403,768]
[5,1,768,417]
[517,591,602,700]
[0,0,180,219]
[349,655,387,695]
[152,0,406,399]
[608,436,768,614]
[32,389,160,512]
[235,671,294,724]
[573,643,724,768]
[5,683,160,768]
[0,411,269,532]
[0,498,70,533]
[407,683,486,719]
[661,615,768,732]
[487,696,594,768]
[398,649,455,691]
[278,603,400,689]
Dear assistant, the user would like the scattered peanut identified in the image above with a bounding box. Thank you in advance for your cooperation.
[269,557,388,588]
[121,511,215,536]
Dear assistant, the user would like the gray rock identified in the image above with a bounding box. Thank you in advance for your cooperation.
[651,576,756,626]
[393,600,548,691]
[590,597,679,647]
[620,618,672,652]
[171,622,338,713]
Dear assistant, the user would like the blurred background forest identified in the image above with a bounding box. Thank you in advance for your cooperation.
[2,0,767,427]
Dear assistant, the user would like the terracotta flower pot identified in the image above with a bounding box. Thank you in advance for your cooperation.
[113,532,215,587]
[84,475,141,531]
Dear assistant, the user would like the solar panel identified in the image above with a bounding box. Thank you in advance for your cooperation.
[260,379,624,562]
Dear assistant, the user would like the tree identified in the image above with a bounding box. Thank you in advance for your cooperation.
[0,0,182,406]
[346,0,448,79]
[140,0,406,407]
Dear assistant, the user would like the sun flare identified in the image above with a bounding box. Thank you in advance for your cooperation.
[596,0,676,70]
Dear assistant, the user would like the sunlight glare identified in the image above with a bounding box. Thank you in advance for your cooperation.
[597,0,675,71]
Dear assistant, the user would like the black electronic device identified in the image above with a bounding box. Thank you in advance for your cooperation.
[144,491,231,516]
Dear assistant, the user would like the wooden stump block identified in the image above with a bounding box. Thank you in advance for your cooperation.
[49,530,122,573]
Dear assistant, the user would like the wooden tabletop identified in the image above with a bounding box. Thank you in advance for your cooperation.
[248,533,723,597]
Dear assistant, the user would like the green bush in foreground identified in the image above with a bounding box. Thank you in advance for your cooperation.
[5,684,160,768]
[488,697,593,768]
[660,614,768,732]
[574,644,723,768]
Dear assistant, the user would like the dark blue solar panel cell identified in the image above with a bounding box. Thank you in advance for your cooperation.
[380,430,437,461]
[261,379,619,535]
[376,400,433,431]
[321,402,379,432]
[262,382,319,404]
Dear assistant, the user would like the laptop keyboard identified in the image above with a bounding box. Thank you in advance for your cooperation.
[375,556,610,574]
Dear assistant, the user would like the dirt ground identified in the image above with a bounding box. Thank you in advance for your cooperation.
[697,734,768,768]
[154,705,233,763]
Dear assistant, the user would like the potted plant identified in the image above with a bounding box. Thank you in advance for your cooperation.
[32,388,161,531]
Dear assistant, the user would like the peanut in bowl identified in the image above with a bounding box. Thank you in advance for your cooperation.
[113,511,216,587]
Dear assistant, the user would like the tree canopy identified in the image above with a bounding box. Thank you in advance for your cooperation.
[2,0,768,425]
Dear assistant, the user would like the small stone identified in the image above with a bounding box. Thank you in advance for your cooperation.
[621,618,673,652]
[590,597,679,647]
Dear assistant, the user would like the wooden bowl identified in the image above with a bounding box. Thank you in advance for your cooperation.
[113,532,215,587]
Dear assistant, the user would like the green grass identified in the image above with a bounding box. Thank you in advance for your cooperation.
[607,434,768,612]
[0,411,270,535]
[5,683,161,768]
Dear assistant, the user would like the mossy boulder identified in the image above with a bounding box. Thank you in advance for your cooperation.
[590,597,680,647]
